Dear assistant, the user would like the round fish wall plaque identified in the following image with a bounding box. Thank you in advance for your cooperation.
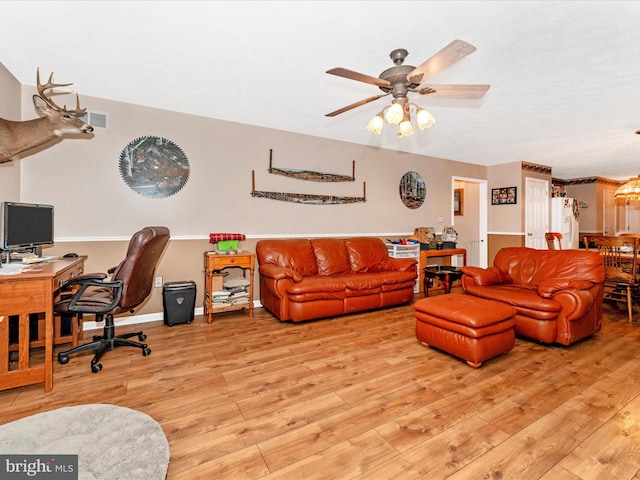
[399,171,425,209]
[119,136,190,198]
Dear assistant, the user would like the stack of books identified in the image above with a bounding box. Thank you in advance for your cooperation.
[211,276,251,307]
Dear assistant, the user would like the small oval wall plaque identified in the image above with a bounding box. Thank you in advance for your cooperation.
[399,171,425,209]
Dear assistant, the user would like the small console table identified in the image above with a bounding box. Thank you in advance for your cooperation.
[203,251,255,323]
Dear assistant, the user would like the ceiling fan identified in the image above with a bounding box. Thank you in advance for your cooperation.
[325,40,490,135]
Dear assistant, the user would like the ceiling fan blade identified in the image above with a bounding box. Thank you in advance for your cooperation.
[326,68,391,88]
[407,40,477,84]
[325,93,390,117]
[418,84,491,99]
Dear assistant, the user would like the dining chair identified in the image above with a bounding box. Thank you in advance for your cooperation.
[545,232,563,250]
[584,235,640,322]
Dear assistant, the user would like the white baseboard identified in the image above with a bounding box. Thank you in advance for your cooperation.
[83,301,260,331]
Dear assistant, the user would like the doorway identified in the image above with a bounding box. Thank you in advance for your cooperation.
[452,176,488,267]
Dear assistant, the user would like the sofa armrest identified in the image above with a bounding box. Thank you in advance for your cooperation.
[537,279,595,298]
[259,264,303,282]
[461,266,504,286]
[378,257,417,272]
[551,287,598,321]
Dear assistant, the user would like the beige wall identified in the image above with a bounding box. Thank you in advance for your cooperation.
[563,183,598,234]
[0,63,21,199]
[17,85,487,239]
[487,162,523,233]
[564,180,622,237]
[2,65,492,316]
[485,163,552,262]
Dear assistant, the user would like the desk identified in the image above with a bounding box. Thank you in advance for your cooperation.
[203,252,255,323]
[0,257,85,392]
[419,248,467,293]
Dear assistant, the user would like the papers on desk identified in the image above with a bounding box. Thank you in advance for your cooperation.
[22,256,57,264]
[0,263,26,275]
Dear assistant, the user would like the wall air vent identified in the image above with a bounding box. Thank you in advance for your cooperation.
[79,110,109,130]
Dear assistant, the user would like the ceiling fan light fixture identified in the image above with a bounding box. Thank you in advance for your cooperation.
[366,112,384,135]
[416,106,436,130]
[385,102,404,125]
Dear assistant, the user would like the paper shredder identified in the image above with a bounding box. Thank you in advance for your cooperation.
[163,280,196,326]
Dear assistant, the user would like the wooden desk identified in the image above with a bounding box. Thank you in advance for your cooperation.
[419,248,467,293]
[0,257,85,392]
[203,252,255,323]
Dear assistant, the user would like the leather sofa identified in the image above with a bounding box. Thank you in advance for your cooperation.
[256,237,418,322]
[461,247,604,345]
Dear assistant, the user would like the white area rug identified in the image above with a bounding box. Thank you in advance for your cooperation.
[0,404,170,480]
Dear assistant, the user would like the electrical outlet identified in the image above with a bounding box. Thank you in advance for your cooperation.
[154,276,163,288]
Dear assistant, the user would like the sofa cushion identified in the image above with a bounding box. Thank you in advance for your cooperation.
[494,247,604,286]
[464,284,562,320]
[537,279,595,298]
[285,276,347,303]
[340,271,417,294]
[311,238,352,276]
[344,237,389,272]
[256,239,318,276]
[461,265,511,286]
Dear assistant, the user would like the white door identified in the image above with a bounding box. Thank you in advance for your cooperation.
[525,177,549,249]
[623,200,640,234]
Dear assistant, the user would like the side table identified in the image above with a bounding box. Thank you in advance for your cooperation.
[419,248,467,293]
[203,251,255,323]
[423,265,464,296]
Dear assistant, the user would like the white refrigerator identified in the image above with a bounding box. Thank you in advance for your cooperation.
[551,197,580,249]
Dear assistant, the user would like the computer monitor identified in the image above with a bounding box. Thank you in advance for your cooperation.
[0,202,55,252]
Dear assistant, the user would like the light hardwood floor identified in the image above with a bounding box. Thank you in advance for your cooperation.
[1,291,640,479]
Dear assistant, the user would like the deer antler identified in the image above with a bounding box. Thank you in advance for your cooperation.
[36,67,86,115]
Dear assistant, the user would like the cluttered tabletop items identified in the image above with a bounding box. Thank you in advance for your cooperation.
[209,233,247,254]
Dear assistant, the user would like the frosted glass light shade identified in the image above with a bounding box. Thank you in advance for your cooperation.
[416,108,436,130]
[397,120,414,137]
[385,103,403,125]
[366,114,384,134]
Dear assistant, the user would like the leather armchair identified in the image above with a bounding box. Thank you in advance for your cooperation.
[461,247,604,345]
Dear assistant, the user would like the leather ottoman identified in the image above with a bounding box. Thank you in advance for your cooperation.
[413,293,517,368]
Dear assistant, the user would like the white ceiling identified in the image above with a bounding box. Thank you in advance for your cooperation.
[2,1,640,181]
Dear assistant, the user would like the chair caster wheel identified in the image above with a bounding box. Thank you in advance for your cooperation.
[58,354,69,365]
[139,334,147,341]
[91,362,102,373]
[142,347,151,356]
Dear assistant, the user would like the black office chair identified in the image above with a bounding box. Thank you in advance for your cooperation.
[56,226,170,372]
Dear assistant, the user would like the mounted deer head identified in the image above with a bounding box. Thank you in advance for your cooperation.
[0,68,93,163]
